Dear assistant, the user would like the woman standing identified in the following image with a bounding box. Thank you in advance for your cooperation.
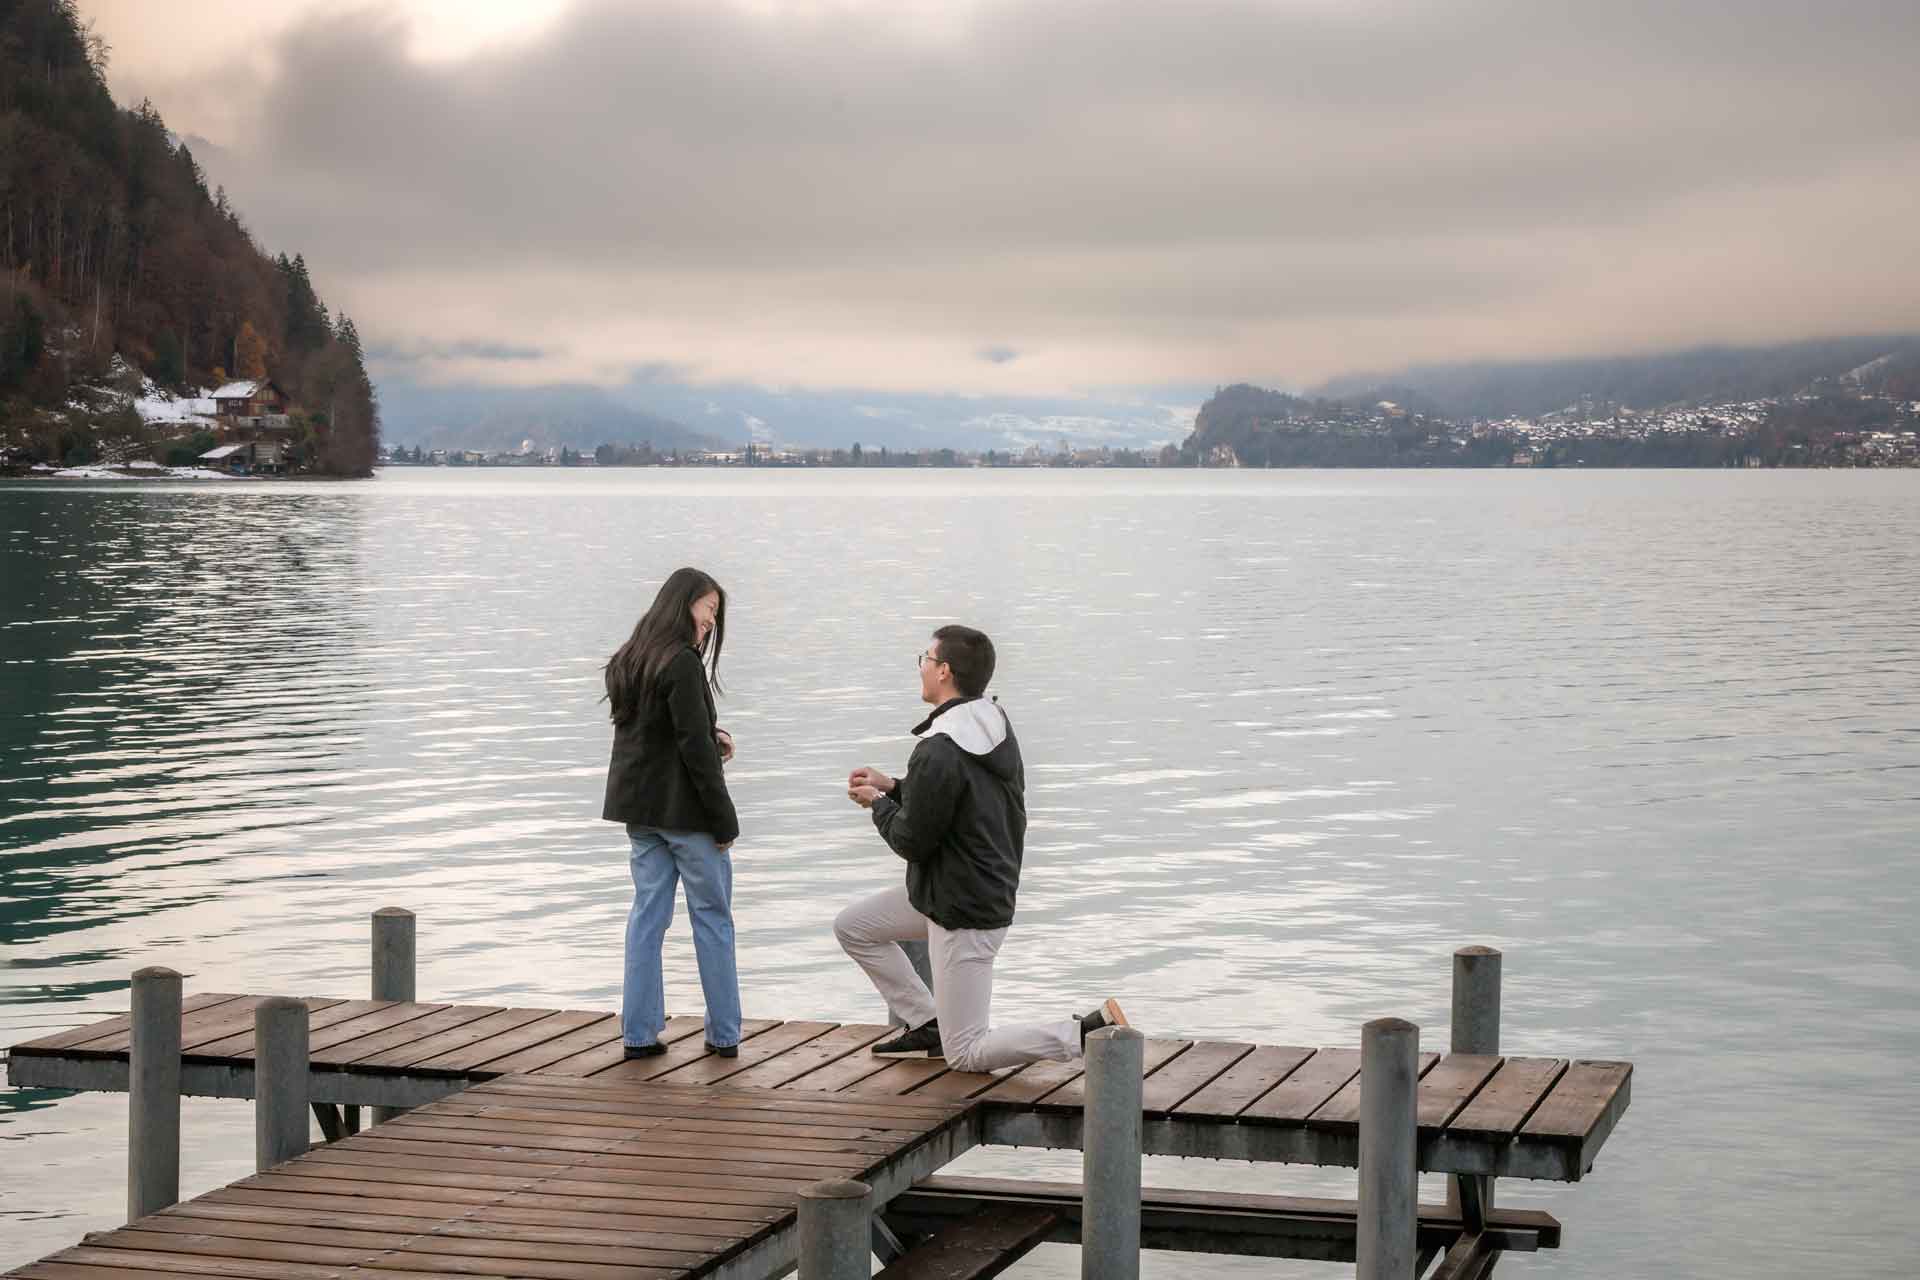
[603,567,741,1058]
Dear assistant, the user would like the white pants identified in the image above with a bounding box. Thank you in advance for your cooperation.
[833,884,1080,1073]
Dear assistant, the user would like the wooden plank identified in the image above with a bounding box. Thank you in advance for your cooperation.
[772,1040,905,1093]
[1415,1054,1503,1130]
[11,993,243,1053]
[380,1113,906,1166]
[262,1158,802,1211]
[722,1023,895,1089]
[28,1245,356,1280]
[412,1009,609,1073]
[654,1020,838,1086]
[74,994,271,1058]
[81,1228,381,1269]
[1239,1048,1361,1123]
[531,1014,708,1078]
[968,1056,1087,1106]
[188,999,399,1060]
[163,1196,462,1235]
[415,1099,923,1145]
[83,1223,683,1280]
[1518,1060,1632,1143]
[469,1015,621,1076]
[372,1116,897,1169]
[205,1187,758,1242]
[1306,1052,1441,1130]
[474,1074,967,1128]
[1139,1040,1255,1115]
[1446,1057,1568,1140]
[1036,1039,1191,1111]
[303,1144,860,1197]
[890,1175,1562,1252]
[132,1215,709,1272]
[588,1017,782,1083]
[1167,1044,1315,1120]
[873,1205,1059,1280]
[909,1066,1017,1101]
[456,1093,966,1140]
[332,1135,867,1183]
[845,1058,954,1096]
[240,1171,787,1225]
[178,996,342,1055]
[311,1003,503,1068]
[349,1007,559,1072]
[305,1001,452,1055]
[1518,1059,1632,1174]
[1429,1229,1497,1280]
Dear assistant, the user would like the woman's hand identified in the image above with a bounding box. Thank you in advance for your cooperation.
[848,784,882,809]
[715,728,735,763]
[848,765,892,792]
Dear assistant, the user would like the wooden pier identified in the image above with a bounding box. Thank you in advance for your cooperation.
[7,1074,975,1280]
[10,995,1629,1182]
[6,923,1634,1279]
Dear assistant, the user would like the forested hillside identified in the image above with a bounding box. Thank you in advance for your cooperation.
[0,0,377,473]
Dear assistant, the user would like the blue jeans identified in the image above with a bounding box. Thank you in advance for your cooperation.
[622,826,741,1049]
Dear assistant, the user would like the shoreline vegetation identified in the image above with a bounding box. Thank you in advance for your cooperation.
[0,2,378,478]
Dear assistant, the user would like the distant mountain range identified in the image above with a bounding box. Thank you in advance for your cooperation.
[374,375,1205,455]
[374,383,724,455]
[375,335,1920,457]
[1314,335,1920,420]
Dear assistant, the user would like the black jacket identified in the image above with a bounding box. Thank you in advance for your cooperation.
[602,646,739,844]
[870,697,1026,930]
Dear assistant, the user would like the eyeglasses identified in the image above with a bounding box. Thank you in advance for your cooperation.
[916,652,946,670]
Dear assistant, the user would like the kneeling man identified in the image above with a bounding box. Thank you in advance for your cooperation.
[839,624,1126,1070]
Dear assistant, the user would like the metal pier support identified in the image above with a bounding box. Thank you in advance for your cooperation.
[797,1178,873,1278]
[1359,1016,1419,1280]
[254,997,309,1171]
[371,907,416,1123]
[1082,1024,1145,1280]
[127,965,182,1220]
[1450,945,1502,1227]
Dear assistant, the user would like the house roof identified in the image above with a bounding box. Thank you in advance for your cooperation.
[200,444,247,459]
[211,381,260,399]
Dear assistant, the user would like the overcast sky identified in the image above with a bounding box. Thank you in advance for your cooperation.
[80,0,1920,399]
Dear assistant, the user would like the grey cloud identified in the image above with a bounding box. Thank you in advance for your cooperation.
[174,0,1920,387]
[369,339,548,365]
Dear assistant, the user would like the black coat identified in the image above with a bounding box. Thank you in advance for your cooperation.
[602,646,739,844]
[870,697,1026,930]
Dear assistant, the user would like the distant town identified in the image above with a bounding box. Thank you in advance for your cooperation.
[380,390,1920,470]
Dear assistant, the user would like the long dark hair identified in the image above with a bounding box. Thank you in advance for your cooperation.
[605,567,726,723]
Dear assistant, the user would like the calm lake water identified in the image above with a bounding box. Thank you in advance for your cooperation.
[2,467,1916,1275]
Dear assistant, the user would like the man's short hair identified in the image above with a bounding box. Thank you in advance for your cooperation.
[933,625,995,698]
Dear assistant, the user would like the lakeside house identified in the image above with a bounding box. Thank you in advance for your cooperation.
[197,376,301,474]
[211,379,291,426]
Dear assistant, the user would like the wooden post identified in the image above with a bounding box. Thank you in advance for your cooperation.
[127,966,181,1221]
[797,1178,872,1278]
[1081,1024,1144,1280]
[1449,945,1502,1225]
[1358,1017,1418,1280]
[254,997,309,1171]
[371,907,415,1123]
